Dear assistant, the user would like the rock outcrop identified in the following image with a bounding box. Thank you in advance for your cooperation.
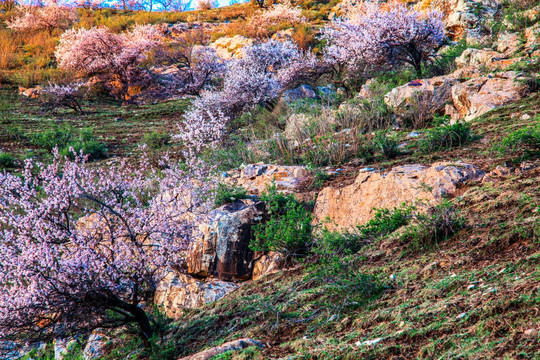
[282,84,318,103]
[226,164,311,195]
[178,338,265,360]
[155,272,239,319]
[384,76,458,119]
[314,163,484,230]
[187,199,266,281]
[450,71,530,121]
[209,35,253,59]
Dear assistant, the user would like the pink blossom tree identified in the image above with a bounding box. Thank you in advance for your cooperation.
[0,150,214,350]
[321,2,445,85]
[6,0,78,35]
[178,40,323,152]
[55,25,161,101]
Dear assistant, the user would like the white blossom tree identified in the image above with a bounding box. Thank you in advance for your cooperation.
[320,2,445,86]
[6,0,77,35]
[0,150,214,351]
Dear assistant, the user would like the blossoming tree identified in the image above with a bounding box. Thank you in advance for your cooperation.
[6,0,78,35]
[321,2,445,86]
[178,40,323,152]
[0,150,214,350]
[55,25,161,100]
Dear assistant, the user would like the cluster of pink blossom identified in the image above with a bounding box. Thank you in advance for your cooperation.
[6,0,77,35]
[247,0,306,36]
[178,40,321,152]
[55,25,161,100]
[320,2,445,80]
[0,149,214,348]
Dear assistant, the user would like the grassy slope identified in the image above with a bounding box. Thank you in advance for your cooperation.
[164,95,540,360]
[0,86,189,163]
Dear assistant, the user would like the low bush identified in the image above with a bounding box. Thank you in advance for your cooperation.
[418,121,474,153]
[402,200,466,249]
[373,130,401,159]
[143,131,172,150]
[214,183,249,207]
[0,152,16,168]
[494,122,540,155]
[31,125,107,160]
[251,184,313,257]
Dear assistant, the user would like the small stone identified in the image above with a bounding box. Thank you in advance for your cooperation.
[467,284,476,290]
[456,312,467,319]
[524,328,536,335]
[520,114,531,120]
[355,338,383,346]
[407,131,420,138]
[389,274,396,281]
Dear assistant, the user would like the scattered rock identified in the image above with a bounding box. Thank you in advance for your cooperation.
[155,271,239,319]
[524,328,537,335]
[54,338,77,360]
[355,338,383,346]
[252,251,284,281]
[228,164,311,195]
[456,312,467,319]
[178,338,265,360]
[83,332,108,360]
[314,162,484,230]
[497,32,520,53]
[187,199,266,281]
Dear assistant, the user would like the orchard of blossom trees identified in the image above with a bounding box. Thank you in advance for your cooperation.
[0,150,214,349]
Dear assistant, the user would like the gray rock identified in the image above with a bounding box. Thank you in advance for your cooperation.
[282,85,318,103]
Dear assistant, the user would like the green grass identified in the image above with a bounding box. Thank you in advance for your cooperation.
[0,86,190,163]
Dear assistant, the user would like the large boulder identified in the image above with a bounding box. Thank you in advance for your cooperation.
[282,84,318,104]
[209,35,253,59]
[384,76,458,120]
[455,48,502,68]
[187,199,266,281]
[155,272,239,319]
[313,163,484,230]
[450,71,530,121]
[227,164,311,195]
[178,338,265,360]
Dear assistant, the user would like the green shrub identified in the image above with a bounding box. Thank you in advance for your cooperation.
[251,184,313,257]
[0,152,15,168]
[31,125,107,160]
[214,183,249,207]
[403,200,466,249]
[142,131,172,150]
[494,122,540,155]
[357,205,413,241]
[418,121,474,153]
[373,130,401,159]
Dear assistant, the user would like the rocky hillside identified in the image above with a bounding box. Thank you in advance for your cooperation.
[0,0,539,359]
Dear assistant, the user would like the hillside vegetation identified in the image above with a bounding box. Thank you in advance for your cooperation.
[0,0,539,359]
